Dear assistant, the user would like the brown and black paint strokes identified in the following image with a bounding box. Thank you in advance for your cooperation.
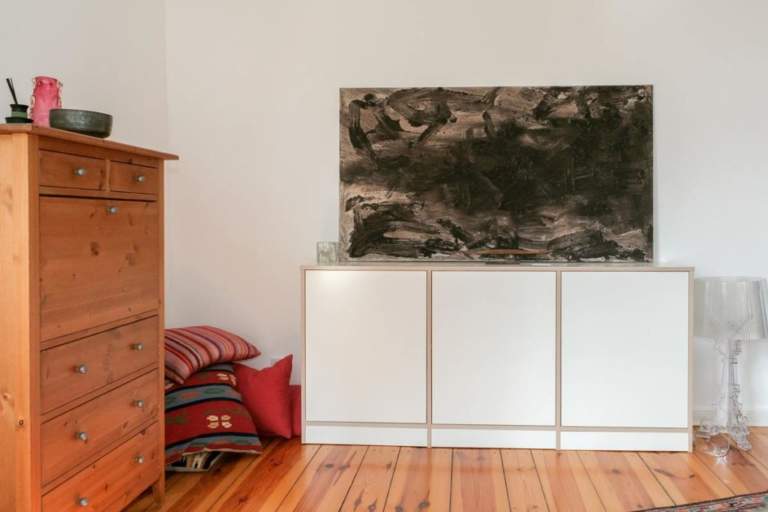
[339,86,653,262]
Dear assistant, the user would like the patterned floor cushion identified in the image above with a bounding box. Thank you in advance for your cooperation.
[165,363,262,465]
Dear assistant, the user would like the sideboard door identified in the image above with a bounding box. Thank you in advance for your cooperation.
[561,271,690,429]
[305,270,427,424]
[432,271,557,427]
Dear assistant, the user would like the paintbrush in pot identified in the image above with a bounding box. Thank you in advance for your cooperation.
[6,78,19,104]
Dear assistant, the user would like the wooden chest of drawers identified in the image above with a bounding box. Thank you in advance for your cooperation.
[0,125,177,512]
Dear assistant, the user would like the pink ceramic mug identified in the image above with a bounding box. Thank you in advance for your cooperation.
[30,76,62,127]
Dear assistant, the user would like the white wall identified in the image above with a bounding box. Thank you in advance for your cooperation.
[164,0,768,420]
[15,2,764,425]
[1,1,168,149]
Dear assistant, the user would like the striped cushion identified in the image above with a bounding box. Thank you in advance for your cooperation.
[165,326,261,384]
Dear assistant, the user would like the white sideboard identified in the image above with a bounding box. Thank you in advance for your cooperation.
[302,265,693,451]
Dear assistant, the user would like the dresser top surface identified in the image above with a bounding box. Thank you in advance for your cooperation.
[0,124,178,160]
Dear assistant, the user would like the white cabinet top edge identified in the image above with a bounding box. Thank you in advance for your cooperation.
[302,264,694,272]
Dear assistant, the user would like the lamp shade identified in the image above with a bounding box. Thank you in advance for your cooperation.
[694,277,768,340]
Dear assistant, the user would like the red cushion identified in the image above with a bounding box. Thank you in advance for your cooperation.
[234,355,293,439]
[290,385,301,438]
[165,326,261,384]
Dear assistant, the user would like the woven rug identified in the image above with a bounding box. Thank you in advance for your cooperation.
[640,491,768,511]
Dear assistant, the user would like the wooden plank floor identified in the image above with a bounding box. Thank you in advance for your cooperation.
[127,428,768,512]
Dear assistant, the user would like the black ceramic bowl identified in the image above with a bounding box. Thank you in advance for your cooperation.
[49,109,113,138]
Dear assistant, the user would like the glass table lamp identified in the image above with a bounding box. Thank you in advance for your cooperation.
[694,277,768,450]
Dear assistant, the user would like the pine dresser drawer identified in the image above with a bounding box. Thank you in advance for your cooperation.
[39,150,106,191]
[110,162,159,195]
[39,197,160,341]
[42,423,161,512]
[41,317,159,414]
[41,370,160,485]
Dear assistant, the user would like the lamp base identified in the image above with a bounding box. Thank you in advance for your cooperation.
[699,338,751,451]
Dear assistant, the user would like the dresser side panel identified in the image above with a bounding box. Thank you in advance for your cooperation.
[0,133,41,512]
[153,160,166,502]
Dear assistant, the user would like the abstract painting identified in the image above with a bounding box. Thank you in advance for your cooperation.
[339,86,653,262]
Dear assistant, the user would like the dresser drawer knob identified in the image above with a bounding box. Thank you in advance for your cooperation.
[77,497,89,507]
[135,175,147,183]
[73,168,88,177]
[106,206,119,215]
[135,454,145,465]
[76,431,89,442]
[74,364,88,374]
[132,342,144,351]
[134,399,145,409]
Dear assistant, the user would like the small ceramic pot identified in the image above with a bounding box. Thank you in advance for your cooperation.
[10,104,29,118]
